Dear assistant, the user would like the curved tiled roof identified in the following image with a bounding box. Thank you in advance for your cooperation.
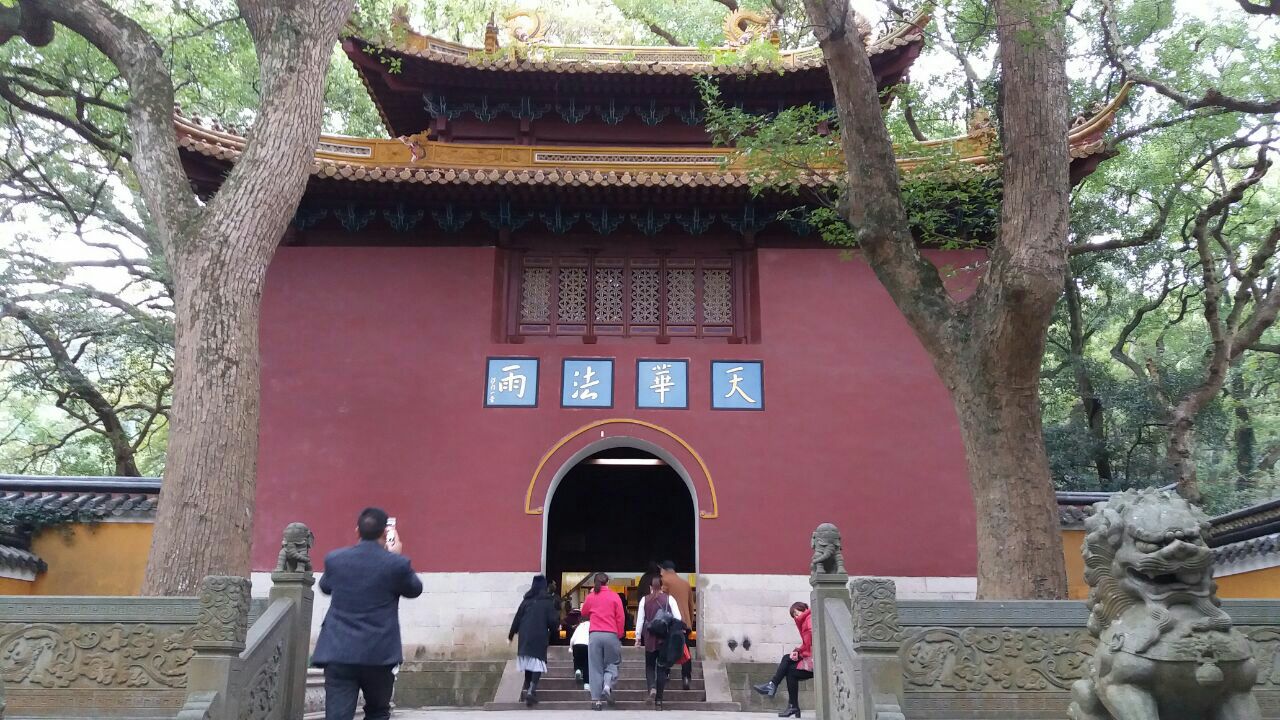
[0,545,46,575]
[174,83,1131,191]
[359,11,928,76]
[0,475,160,521]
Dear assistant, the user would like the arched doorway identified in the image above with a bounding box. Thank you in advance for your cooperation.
[544,445,697,637]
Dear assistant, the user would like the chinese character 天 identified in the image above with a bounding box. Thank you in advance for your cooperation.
[711,360,762,410]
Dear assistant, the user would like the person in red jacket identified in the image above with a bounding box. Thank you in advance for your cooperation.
[579,572,625,710]
[752,601,813,717]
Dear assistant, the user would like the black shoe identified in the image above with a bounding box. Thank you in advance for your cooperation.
[519,686,528,702]
[655,699,664,711]
[526,685,537,707]
[683,678,690,691]
[779,707,801,718]
[592,701,604,711]
[753,681,778,697]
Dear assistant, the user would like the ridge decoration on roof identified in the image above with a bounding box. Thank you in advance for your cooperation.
[173,83,1132,190]
[360,7,929,76]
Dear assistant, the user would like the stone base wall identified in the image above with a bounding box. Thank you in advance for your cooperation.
[725,661,816,712]
[393,661,506,707]
[697,574,976,664]
[252,571,976,663]
[254,571,529,661]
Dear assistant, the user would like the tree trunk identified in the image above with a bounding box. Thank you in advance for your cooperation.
[1165,411,1200,503]
[952,374,1068,599]
[140,243,271,595]
[1231,371,1255,488]
[800,0,1072,598]
[1064,276,1113,486]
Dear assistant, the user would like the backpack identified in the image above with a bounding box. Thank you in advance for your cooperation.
[648,597,675,638]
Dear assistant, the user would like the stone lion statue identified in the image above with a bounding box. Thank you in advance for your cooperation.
[1068,489,1260,720]
[276,522,314,573]
[810,522,846,577]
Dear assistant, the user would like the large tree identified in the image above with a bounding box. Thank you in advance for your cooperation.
[800,0,1073,598]
[0,0,354,594]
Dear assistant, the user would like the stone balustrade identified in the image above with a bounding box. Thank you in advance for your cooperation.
[0,525,316,720]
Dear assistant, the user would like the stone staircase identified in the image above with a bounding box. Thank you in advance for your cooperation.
[485,645,739,711]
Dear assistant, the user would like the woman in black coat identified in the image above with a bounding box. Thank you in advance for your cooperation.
[509,575,560,706]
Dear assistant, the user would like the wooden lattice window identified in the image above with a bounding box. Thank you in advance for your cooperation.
[511,253,743,340]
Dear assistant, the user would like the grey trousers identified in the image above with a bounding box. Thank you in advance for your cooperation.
[587,631,622,701]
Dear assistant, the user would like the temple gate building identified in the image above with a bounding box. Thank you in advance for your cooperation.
[166,9,1132,668]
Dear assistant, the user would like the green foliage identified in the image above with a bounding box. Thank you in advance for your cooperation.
[699,77,999,247]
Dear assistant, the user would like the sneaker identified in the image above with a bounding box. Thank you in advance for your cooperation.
[592,701,604,711]
[583,683,590,690]
[575,669,583,683]
[683,678,691,691]
[603,683,615,706]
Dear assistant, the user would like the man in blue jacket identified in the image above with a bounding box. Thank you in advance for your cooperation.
[312,507,423,720]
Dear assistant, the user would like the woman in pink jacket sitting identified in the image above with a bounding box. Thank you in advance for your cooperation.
[752,601,813,717]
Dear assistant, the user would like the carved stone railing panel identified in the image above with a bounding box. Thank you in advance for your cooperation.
[891,599,1280,720]
[0,597,200,717]
[826,597,860,720]
[230,600,294,720]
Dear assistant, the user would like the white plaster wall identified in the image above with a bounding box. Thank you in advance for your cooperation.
[696,574,977,663]
[251,571,977,663]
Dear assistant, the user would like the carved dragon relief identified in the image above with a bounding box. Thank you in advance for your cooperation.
[0,622,195,689]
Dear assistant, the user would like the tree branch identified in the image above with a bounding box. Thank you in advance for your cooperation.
[1101,0,1280,115]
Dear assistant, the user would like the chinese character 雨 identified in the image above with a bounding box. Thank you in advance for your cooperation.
[650,363,674,404]
[571,366,600,401]
[723,365,756,404]
[497,364,528,399]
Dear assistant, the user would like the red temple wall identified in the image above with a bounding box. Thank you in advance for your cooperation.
[253,244,982,576]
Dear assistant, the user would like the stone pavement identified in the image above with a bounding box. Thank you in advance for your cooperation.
[395,711,754,719]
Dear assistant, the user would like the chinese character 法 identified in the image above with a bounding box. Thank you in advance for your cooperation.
[571,366,601,401]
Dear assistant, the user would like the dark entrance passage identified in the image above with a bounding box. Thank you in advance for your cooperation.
[546,447,696,638]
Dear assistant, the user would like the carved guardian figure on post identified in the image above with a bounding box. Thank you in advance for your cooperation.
[1068,489,1260,720]
[276,522,314,573]
[810,522,846,578]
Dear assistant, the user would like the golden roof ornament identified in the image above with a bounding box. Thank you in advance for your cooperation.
[967,107,995,138]
[723,9,780,47]
[503,10,549,45]
[852,10,874,45]
[484,14,500,53]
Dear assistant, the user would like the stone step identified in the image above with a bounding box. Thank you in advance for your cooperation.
[532,688,706,702]
[537,677,704,691]
[543,666,703,679]
[484,700,742,712]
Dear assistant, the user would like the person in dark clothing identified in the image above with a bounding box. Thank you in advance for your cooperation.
[637,562,661,604]
[752,601,814,718]
[637,576,683,709]
[312,507,424,720]
[659,560,695,690]
[509,575,560,707]
[644,587,688,712]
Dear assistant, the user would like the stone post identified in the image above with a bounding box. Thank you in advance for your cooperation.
[270,568,316,719]
[181,575,252,720]
[808,522,849,720]
[849,578,906,720]
[810,571,849,719]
